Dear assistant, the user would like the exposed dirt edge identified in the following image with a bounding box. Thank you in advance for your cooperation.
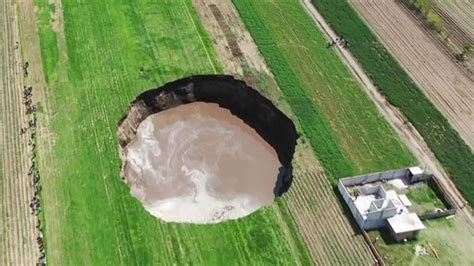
[118,75,298,196]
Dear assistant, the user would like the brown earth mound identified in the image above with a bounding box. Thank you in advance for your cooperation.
[117,75,298,223]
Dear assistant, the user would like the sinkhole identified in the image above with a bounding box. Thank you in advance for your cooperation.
[117,75,297,224]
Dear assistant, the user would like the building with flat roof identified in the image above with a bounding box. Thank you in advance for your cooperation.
[387,213,425,242]
[338,167,426,242]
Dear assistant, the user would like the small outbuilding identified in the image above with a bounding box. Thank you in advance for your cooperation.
[387,213,425,242]
[408,167,424,183]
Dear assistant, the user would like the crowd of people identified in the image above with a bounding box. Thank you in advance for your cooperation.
[23,85,37,114]
[327,36,350,49]
[21,84,46,265]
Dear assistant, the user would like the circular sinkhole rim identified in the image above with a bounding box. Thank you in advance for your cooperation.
[117,75,298,224]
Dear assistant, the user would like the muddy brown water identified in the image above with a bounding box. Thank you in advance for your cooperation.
[123,102,281,223]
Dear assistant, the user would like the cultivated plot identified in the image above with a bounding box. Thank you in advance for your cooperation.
[233,0,420,264]
[194,1,378,264]
[33,0,311,264]
[351,0,474,150]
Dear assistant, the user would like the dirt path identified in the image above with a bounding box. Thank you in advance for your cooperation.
[350,0,474,151]
[194,1,374,264]
[301,0,473,234]
[192,0,272,77]
[0,0,39,264]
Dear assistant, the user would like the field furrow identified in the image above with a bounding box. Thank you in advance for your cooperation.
[431,4,473,48]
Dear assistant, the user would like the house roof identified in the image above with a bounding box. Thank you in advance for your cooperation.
[409,167,423,176]
[387,213,425,234]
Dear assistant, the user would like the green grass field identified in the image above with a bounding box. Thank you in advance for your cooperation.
[35,0,461,264]
[406,185,448,215]
[232,0,416,180]
[310,0,474,205]
[36,0,313,264]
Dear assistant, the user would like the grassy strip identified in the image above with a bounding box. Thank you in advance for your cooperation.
[233,0,415,180]
[35,0,59,84]
[34,0,312,264]
[310,0,474,205]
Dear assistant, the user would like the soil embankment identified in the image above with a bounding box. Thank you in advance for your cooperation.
[118,75,298,223]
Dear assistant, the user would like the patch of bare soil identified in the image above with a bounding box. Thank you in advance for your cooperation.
[192,0,272,76]
[123,102,280,223]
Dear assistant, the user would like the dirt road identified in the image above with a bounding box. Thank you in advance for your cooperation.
[300,0,473,233]
[0,0,39,264]
[350,0,474,151]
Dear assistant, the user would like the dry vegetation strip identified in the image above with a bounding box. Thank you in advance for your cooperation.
[311,0,474,205]
[0,0,38,264]
[32,0,314,264]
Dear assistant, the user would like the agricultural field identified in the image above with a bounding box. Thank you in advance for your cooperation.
[398,0,474,74]
[233,0,415,180]
[349,0,474,149]
[193,1,375,264]
[311,0,474,206]
[0,0,39,264]
[433,0,474,40]
[232,0,424,262]
[31,0,316,264]
[6,0,472,264]
[28,0,415,263]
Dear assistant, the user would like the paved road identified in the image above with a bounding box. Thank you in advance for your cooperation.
[300,0,473,233]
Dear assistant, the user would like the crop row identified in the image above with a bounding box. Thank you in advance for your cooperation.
[311,0,474,204]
